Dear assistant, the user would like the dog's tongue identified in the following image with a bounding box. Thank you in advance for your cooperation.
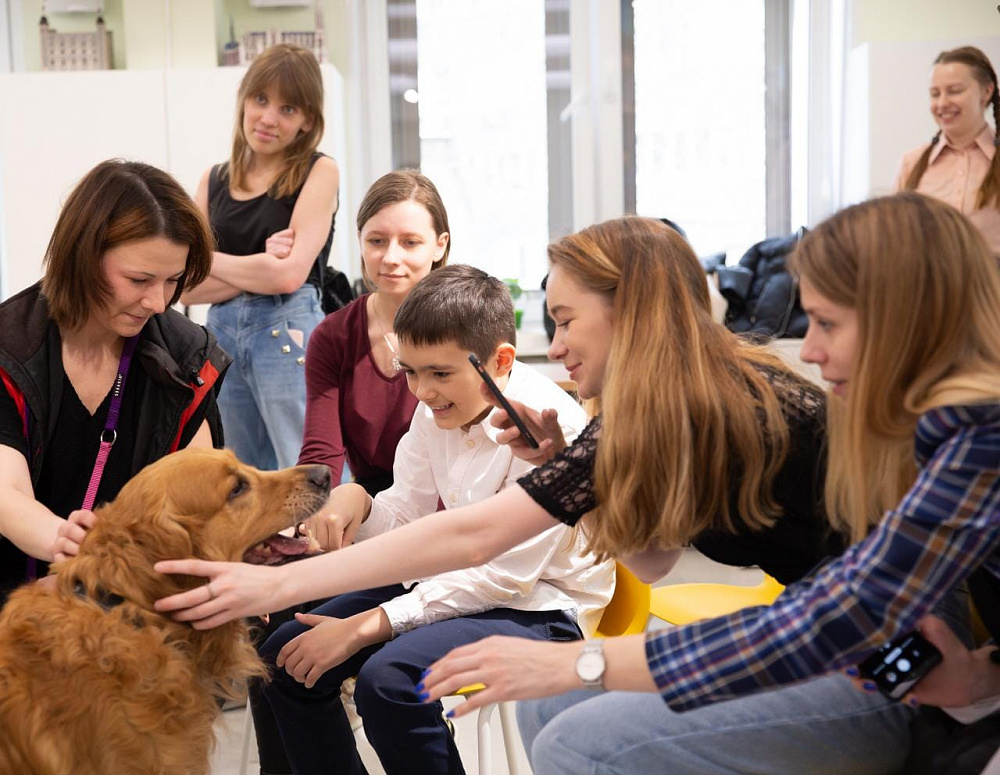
[243,533,320,566]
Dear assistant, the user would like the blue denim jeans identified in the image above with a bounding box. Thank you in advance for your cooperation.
[517,674,914,775]
[207,286,323,470]
[516,586,972,775]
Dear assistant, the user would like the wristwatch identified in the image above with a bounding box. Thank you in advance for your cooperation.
[575,639,606,689]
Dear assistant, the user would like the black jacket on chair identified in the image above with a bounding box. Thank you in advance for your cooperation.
[710,229,809,340]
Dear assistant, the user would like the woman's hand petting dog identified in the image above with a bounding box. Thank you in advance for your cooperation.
[50,509,96,562]
[154,558,288,629]
[278,609,393,688]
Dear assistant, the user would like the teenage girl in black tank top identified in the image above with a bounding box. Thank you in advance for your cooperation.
[180,44,339,472]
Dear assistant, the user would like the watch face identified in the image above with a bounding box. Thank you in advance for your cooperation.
[577,651,605,682]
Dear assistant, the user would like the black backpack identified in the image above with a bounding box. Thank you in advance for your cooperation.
[319,266,356,314]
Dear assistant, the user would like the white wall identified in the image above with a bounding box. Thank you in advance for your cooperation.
[842,36,1000,204]
[852,0,999,46]
[0,63,349,300]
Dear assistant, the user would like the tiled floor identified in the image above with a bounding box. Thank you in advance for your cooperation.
[209,548,759,775]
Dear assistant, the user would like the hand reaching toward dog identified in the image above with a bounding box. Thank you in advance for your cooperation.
[154,559,284,629]
[278,608,392,689]
[418,636,581,718]
[51,509,96,562]
[297,485,370,551]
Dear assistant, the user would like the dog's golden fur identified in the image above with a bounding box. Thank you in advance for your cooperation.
[0,448,329,775]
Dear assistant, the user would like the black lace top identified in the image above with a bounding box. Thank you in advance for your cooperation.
[517,364,843,585]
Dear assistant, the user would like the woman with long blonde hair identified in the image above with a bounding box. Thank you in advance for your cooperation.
[424,193,990,774]
[155,215,952,771]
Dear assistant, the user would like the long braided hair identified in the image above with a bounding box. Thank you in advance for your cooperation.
[904,46,1000,210]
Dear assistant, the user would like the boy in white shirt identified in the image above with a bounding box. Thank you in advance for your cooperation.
[259,264,615,775]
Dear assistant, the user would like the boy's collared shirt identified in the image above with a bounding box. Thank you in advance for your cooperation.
[356,361,615,638]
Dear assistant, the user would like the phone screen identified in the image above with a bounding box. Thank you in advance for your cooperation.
[858,630,942,700]
[467,353,540,449]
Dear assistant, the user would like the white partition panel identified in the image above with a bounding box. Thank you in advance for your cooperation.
[0,70,168,297]
[164,67,247,197]
[0,64,350,301]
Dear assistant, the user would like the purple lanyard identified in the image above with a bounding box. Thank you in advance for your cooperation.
[25,334,139,582]
[81,334,140,511]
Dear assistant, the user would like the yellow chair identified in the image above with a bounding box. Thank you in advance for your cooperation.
[463,563,650,775]
[649,571,784,626]
[594,563,653,637]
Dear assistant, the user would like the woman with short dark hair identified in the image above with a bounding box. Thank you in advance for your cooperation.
[0,158,229,606]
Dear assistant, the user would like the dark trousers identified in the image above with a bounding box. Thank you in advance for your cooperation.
[259,584,581,775]
[249,598,330,775]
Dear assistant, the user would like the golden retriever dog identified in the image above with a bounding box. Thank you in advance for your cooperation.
[0,448,330,775]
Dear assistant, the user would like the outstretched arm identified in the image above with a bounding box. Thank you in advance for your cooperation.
[0,446,94,561]
[154,484,558,629]
[419,634,656,718]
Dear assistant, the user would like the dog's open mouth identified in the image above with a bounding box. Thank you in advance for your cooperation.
[243,531,322,566]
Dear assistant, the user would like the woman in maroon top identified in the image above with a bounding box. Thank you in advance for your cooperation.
[297,170,451,549]
[245,171,450,775]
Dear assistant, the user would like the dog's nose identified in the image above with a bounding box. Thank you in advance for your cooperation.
[306,465,331,492]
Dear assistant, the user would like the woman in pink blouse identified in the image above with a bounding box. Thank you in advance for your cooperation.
[895,46,1000,253]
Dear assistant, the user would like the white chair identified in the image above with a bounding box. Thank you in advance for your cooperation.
[237,565,649,775]
[236,706,254,775]
[456,563,651,775]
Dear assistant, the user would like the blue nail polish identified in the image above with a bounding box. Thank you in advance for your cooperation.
[417,691,429,702]
[416,681,425,692]
[420,667,430,677]
[445,709,455,719]
[844,666,859,677]
[908,697,920,708]
[862,681,877,692]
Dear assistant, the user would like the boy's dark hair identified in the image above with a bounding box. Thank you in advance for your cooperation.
[394,264,516,361]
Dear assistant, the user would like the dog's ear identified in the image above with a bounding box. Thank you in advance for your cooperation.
[67,479,198,604]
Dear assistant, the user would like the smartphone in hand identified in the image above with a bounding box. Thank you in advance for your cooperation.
[859,630,942,700]
[467,353,540,449]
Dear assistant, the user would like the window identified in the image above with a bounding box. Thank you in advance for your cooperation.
[387,0,791,277]
[387,0,570,289]
[626,0,790,262]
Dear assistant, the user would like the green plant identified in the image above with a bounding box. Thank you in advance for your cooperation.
[503,278,523,301]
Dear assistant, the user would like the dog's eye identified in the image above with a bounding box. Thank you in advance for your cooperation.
[229,478,248,500]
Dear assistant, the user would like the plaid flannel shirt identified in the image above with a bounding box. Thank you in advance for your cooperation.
[647,403,1000,711]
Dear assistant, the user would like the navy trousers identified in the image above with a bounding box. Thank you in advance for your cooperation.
[259,584,581,775]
